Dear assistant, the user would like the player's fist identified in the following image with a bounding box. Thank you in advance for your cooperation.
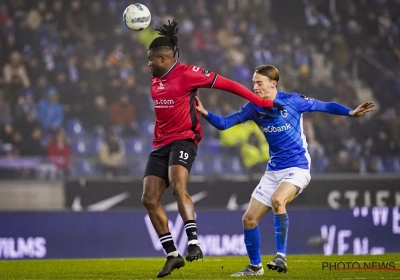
[349,101,376,117]
[195,96,208,117]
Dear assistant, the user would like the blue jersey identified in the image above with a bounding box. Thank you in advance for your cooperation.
[204,91,351,171]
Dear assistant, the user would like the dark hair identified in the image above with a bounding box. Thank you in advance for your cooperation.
[255,65,279,83]
[149,20,179,57]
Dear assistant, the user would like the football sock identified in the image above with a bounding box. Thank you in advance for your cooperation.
[274,213,289,256]
[244,226,262,265]
[184,220,199,246]
[159,232,178,256]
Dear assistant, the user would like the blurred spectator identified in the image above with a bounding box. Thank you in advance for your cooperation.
[72,80,92,121]
[3,51,30,89]
[0,91,11,121]
[65,55,80,84]
[25,0,47,31]
[15,112,41,140]
[15,89,37,121]
[326,149,360,173]
[219,102,245,154]
[240,132,270,174]
[66,0,89,43]
[0,121,14,144]
[110,94,137,136]
[3,51,31,117]
[21,126,46,156]
[52,0,69,39]
[48,129,71,174]
[38,87,63,133]
[10,131,23,156]
[86,95,110,131]
[98,131,125,177]
[304,2,331,36]
[32,75,49,101]
[327,35,350,81]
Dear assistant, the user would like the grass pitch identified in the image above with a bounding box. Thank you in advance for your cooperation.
[1,254,400,280]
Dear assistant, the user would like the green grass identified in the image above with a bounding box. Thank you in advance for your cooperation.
[1,254,400,280]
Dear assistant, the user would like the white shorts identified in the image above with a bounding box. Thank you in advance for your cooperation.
[251,167,311,208]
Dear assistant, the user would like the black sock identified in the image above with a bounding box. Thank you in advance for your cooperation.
[184,220,198,245]
[159,232,177,254]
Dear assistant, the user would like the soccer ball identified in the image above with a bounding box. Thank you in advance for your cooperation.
[123,3,151,31]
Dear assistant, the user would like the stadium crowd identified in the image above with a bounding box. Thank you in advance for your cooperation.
[0,0,399,178]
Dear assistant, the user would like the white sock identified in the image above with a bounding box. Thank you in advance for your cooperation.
[277,252,286,258]
[167,251,179,257]
[188,240,199,246]
[253,263,262,267]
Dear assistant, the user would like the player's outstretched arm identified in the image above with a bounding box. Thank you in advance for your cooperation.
[213,76,284,110]
[301,95,376,117]
[195,96,245,130]
[349,101,376,117]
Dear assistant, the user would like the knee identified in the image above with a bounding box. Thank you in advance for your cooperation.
[141,193,157,209]
[242,213,258,229]
[271,195,285,212]
[170,182,188,200]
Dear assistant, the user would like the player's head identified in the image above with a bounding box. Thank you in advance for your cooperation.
[148,20,179,77]
[253,65,279,98]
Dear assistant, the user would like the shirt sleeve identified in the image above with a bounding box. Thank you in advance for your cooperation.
[185,65,218,90]
[204,103,253,130]
[292,93,318,112]
[292,93,351,115]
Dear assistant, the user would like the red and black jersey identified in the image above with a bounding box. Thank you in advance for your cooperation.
[150,61,217,148]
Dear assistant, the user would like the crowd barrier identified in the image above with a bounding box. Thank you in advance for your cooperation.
[65,175,400,210]
[1,207,399,259]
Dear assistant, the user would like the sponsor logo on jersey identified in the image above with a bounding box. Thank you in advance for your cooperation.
[154,99,174,108]
[257,111,267,118]
[202,69,211,76]
[157,82,164,90]
[259,123,291,133]
[301,95,315,104]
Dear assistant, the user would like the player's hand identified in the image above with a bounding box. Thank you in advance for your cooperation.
[349,101,376,117]
[195,96,208,117]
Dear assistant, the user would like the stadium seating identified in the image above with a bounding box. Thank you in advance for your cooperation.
[66,118,85,137]
[74,158,96,177]
[191,157,205,175]
[71,138,87,156]
[200,138,222,154]
[90,138,104,156]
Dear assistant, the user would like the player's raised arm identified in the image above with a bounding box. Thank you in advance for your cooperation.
[195,96,250,130]
[213,75,284,111]
[186,66,283,110]
[292,94,376,117]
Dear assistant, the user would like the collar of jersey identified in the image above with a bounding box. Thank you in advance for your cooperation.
[161,60,178,79]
